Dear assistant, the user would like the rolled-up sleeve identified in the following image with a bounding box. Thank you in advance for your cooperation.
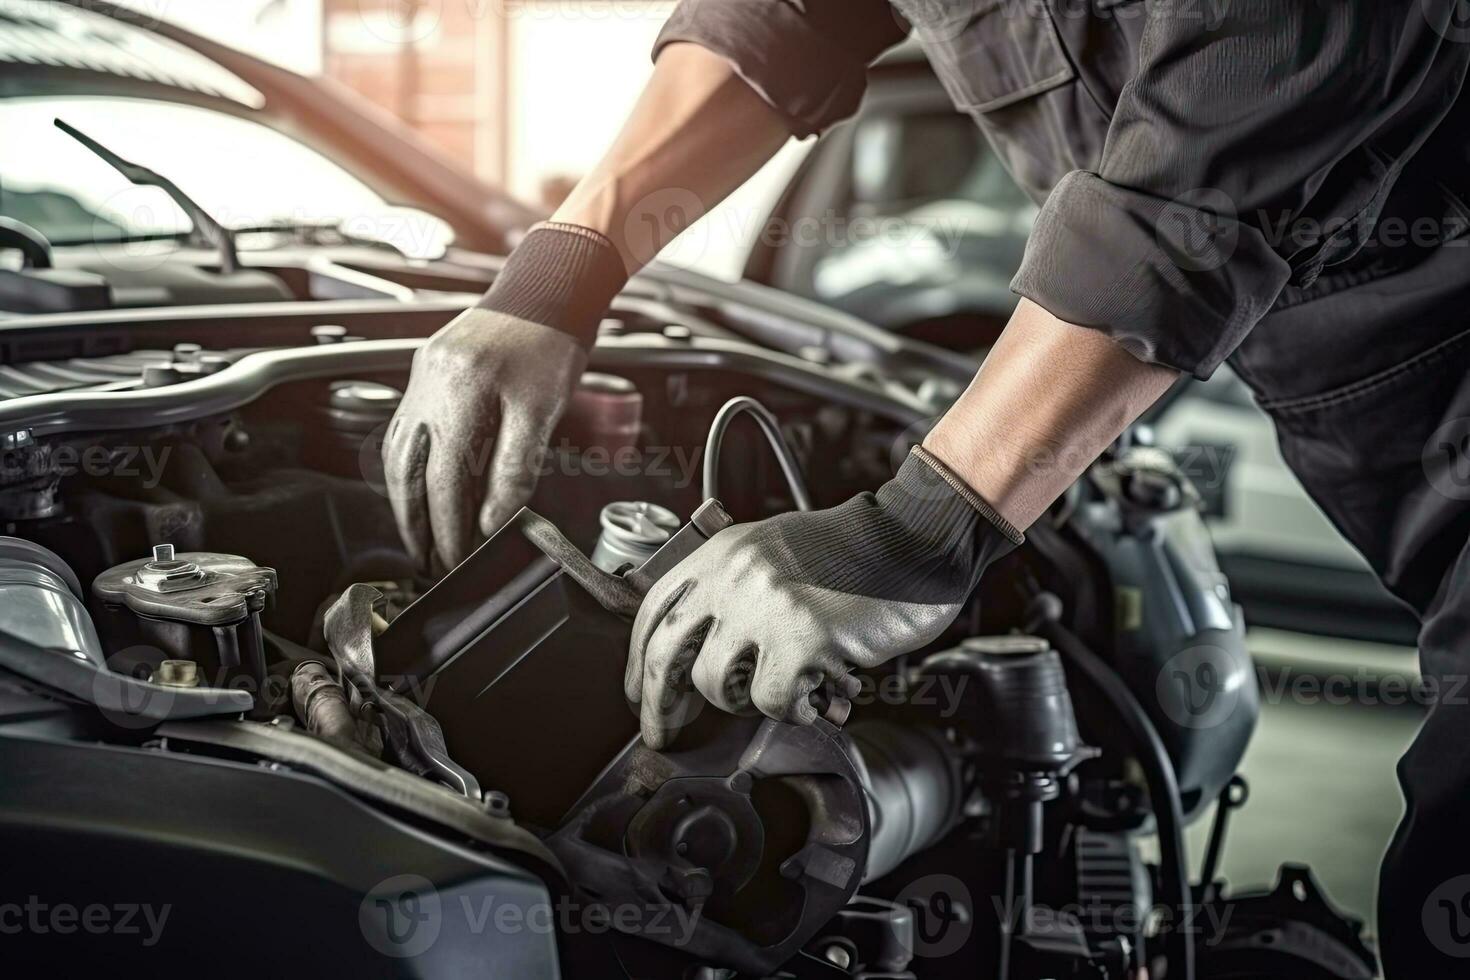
[654,0,906,138]
[1011,1,1454,379]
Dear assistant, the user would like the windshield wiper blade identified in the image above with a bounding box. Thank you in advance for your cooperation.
[54,118,240,274]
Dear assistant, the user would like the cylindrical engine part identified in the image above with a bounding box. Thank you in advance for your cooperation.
[591,501,681,572]
[928,636,1085,771]
[0,537,104,667]
[846,721,964,883]
[560,372,643,456]
[292,661,360,746]
[321,380,402,481]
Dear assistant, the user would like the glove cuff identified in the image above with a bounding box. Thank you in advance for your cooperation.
[907,446,1025,546]
[477,222,628,349]
[876,446,1024,589]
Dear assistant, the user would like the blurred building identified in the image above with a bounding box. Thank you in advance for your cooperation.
[320,0,674,198]
[109,0,798,278]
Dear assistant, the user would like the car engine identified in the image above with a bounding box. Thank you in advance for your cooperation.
[0,295,1379,979]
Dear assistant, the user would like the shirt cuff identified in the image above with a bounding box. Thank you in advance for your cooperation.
[1010,171,1294,379]
[653,0,873,138]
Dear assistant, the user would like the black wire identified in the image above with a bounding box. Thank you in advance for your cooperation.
[702,395,814,511]
[1034,609,1195,980]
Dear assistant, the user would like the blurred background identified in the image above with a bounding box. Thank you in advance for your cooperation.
[103,0,807,278]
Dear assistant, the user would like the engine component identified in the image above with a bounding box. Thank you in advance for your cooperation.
[1197,865,1377,980]
[560,371,644,456]
[374,498,734,826]
[922,636,1095,854]
[0,428,59,520]
[290,659,380,753]
[323,583,479,797]
[93,544,278,716]
[0,536,103,667]
[549,713,870,977]
[591,500,681,572]
[920,636,1100,980]
[811,897,918,978]
[846,721,964,883]
[0,537,252,722]
[1075,445,1258,821]
[317,379,402,480]
[153,659,200,687]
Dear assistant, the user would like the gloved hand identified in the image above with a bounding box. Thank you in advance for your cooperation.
[383,223,627,571]
[626,446,1024,748]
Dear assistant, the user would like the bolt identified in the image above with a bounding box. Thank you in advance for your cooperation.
[153,660,199,688]
[823,945,852,970]
[172,343,203,364]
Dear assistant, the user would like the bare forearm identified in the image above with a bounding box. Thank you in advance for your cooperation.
[553,43,790,273]
[924,299,1180,530]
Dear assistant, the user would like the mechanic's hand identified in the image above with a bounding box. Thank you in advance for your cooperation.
[626,447,1024,748]
[383,223,628,571]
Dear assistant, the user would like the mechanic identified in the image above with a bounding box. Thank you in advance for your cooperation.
[382,2,1470,974]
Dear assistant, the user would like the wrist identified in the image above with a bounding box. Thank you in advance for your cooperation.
[876,447,1024,590]
[477,222,628,349]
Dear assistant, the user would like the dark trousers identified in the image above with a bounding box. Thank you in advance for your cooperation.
[1229,239,1470,977]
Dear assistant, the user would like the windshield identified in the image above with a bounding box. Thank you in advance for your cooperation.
[0,96,390,245]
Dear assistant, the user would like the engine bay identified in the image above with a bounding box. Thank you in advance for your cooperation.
[0,299,1380,979]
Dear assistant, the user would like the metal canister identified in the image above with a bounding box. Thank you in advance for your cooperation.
[591,501,681,572]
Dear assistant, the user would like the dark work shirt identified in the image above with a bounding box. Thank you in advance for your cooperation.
[654,0,1470,379]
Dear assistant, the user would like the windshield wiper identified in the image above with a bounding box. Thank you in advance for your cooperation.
[54,118,240,274]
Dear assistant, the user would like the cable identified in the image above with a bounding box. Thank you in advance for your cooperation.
[702,395,814,511]
[1030,599,1195,980]
[997,849,1033,980]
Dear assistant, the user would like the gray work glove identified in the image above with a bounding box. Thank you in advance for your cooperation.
[626,446,1024,748]
[383,223,627,571]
